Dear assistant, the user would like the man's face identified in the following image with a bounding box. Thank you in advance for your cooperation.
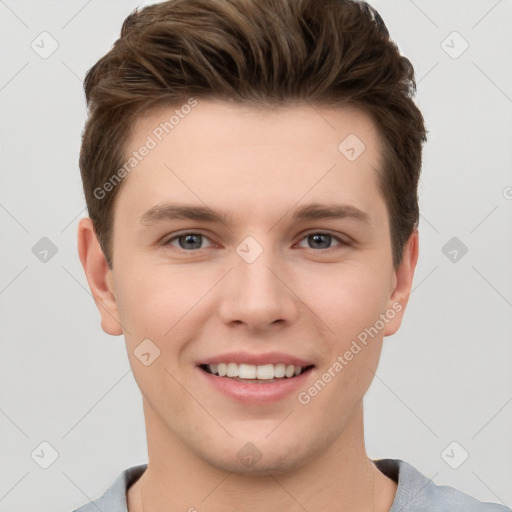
[88,100,416,474]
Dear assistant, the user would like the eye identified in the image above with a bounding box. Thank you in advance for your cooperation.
[162,231,348,252]
[295,232,346,250]
[164,232,215,250]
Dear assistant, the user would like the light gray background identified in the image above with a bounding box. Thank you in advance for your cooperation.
[1,1,511,511]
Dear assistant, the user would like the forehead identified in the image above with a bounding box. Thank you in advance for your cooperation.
[130,99,380,157]
[116,99,386,228]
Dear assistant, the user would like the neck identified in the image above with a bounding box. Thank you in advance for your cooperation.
[128,401,396,512]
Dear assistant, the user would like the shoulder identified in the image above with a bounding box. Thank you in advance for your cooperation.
[71,464,147,512]
[374,458,510,512]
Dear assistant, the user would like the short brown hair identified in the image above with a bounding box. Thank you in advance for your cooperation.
[80,0,427,269]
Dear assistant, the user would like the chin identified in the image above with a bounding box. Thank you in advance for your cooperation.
[205,447,310,476]
[190,430,317,477]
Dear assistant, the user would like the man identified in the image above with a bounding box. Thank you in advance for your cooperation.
[74,0,508,510]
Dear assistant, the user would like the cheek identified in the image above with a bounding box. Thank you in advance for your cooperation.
[114,265,200,401]
[297,264,391,341]
[114,259,217,345]
[295,268,388,413]
[114,251,392,349]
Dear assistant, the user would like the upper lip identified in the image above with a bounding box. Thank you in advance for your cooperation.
[198,351,314,367]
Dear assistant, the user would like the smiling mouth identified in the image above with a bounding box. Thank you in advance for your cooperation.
[199,363,315,383]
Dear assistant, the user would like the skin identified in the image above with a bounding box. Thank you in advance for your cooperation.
[78,99,418,512]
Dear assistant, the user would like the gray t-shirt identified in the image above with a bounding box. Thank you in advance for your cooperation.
[72,458,510,512]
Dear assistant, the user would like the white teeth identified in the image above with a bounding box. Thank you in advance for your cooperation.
[226,362,238,377]
[217,363,227,377]
[239,363,256,379]
[206,362,307,379]
[256,364,274,380]
[274,363,285,378]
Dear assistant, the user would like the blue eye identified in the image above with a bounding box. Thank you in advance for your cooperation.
[296,233,344,250]
[165,233,214,250]
[163,231,346,251]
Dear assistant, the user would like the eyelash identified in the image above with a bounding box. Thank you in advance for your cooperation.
[162,231,349,251]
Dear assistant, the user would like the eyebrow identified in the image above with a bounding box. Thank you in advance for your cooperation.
[139,202,370,227]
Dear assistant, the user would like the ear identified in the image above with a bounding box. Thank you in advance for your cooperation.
[77,217,123,336]
[383,228,419,337]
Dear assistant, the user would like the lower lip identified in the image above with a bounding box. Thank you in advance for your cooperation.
[197,366,315,405]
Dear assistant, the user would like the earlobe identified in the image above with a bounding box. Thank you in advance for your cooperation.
[77,217,124,336]
[383,228,419,337]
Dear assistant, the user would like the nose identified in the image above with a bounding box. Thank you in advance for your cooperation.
[217,242,300,333]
